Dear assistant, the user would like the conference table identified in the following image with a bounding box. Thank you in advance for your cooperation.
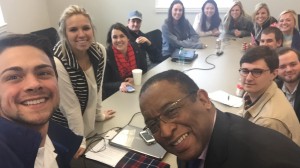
[76,36,249,168]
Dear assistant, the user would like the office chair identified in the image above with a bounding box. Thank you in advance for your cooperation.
[31,27,59,48]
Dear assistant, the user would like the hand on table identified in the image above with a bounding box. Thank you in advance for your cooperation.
[234,29,242,37]
[212,28,221,36]
[104,109,116,120]
[119,78,134,92]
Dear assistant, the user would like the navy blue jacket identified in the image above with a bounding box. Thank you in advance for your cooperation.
[292,28,300,52]
[0,117,82,168]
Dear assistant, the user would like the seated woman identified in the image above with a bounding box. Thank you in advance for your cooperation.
[103,22,147,99]
[193,0,222,37]
[162,0,206,58]
[223,1,253,38]
[251,2,277,45]
[278,10,300,51]
[51,5,115,158]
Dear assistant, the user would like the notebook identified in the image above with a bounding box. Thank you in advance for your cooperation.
[171,48,198,63]
[109,125,167,159]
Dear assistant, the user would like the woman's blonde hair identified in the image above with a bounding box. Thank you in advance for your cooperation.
[223,1,246,30]
[252,3,270,22]
[279,9,298,30]
[58,5,96,56]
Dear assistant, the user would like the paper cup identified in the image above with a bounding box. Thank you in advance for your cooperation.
[132,69,143,85]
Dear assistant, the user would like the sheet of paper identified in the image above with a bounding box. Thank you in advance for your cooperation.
[85,138,128,167]
[208,90,243,108]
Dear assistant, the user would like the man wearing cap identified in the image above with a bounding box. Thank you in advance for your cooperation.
[127,10,163,65]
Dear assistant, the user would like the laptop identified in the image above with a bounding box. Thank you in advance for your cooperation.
[109,125,167,159]
[171,48,198,63]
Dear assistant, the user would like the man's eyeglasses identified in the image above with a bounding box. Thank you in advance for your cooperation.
[144,91,197,135]
[239,68,270,78]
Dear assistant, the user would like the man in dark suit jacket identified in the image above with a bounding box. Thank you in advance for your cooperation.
[139,70,300,168]
[276,47,300,121]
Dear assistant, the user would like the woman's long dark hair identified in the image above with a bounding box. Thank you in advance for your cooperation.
[200,0,221,31]
[166,0,190,40]
[106,22,131,47]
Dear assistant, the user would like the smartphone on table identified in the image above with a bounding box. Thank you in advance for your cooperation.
[126,85,135,93]
[139,130,156,145]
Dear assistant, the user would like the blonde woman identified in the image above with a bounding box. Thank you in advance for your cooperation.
[52,5,115,158]
[223,1,253,37]
[251,3,277,45]
[278,10,300,51]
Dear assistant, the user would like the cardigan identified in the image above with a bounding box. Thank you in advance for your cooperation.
[51,41,106,133]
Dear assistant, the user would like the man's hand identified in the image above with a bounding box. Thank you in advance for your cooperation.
[136,36,151,46]
[73,147,85,159]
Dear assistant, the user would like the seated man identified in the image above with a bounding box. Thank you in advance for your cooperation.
[276,47,300,121]
[239,46,300,146]
[127,10,163,65]
[0,34,82,168]
[259,26,283,49]
[139,70,300,168]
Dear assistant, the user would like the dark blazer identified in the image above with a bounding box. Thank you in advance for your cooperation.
[0,118,82,168]
[103,42,147,99]
[177,110,300,168]
[292,28,300,52]
[276,79,300,122]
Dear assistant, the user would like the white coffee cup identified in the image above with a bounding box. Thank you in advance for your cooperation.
[132,69,143,85]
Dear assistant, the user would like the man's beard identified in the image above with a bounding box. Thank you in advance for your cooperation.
[280,72,300,83]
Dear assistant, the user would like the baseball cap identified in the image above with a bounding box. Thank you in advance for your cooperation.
[128,10,142,20]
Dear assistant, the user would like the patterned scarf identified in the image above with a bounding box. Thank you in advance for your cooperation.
[112,44,137,79]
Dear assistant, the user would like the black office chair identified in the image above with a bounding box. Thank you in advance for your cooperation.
[298,14,300,30]
[31,27,59,48]
[146,29,162,53]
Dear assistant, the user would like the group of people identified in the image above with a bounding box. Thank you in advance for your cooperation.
[161,0,300,60]
[1,1,300,168]
[0,4,153,168]
[138,0,300,167]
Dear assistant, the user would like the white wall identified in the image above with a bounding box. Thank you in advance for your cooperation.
[1,0,300,44]
[0,0,50,33]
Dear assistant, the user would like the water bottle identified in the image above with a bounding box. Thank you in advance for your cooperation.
[236,81,245,97]
[216,38,223,56]
[178,47,184,64]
